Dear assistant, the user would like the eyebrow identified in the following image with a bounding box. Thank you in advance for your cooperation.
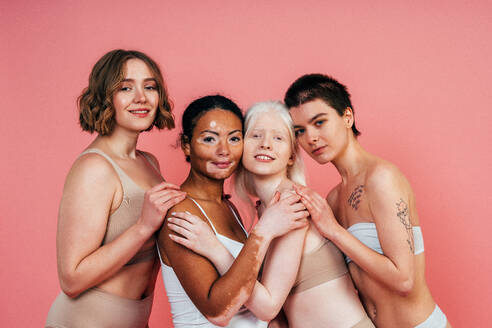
[250,128,287,134]
[293,113,327,129]
[308,113,328,123]
[121,78,157,82]
[199,129,242,136]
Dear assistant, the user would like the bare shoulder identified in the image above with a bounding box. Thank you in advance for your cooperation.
[366,158,410,192]
[139,150,161,171]
[326,183,341,208]
[163,198,213,229]
[66,152,119,189]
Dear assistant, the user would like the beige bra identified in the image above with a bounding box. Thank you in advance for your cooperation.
[290,238,348,294]
[79,148,157,266]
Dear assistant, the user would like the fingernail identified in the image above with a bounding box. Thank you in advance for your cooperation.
[171,212,176,215]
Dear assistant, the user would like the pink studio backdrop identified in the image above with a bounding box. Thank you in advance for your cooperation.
[2,1,491,326]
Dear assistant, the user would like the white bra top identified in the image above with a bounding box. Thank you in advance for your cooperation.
[158,196,267,328]
[345,222,424,264]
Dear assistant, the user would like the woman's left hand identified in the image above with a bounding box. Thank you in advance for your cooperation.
[293,184,341,240]
[167,211,223,260]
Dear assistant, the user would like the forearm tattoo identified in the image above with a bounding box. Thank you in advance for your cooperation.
[348,185,364,210]
[396,198,414,252]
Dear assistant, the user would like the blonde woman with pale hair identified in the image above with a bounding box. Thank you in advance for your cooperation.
[167,101,374,327]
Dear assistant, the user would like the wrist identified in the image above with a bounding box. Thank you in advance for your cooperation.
[134,218,156,238]
[250,225,274,244]
[328,221,344,242]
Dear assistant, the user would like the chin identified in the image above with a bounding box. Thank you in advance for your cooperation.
[208,170,235,180]
[313,152,334,164]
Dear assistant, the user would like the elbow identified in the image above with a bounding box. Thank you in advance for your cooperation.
[253,305,281,322]
[59,272,83,298]
[204,307,236,327]
[206,315,231,327]
[396,276,414,296]
[257,312,277,322]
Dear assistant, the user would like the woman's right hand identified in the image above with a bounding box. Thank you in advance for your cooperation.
[167,211,225,260]
[254,191,309,240]
[138,182,187,233]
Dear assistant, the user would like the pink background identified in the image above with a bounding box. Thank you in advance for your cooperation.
[2,1,491,326]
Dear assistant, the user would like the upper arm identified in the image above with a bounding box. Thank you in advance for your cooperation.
[57,154,119,274]
[367,164,415,274]
[157,200,225,316]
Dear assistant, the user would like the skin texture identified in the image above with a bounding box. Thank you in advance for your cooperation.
[290,99,451,327]
[168,109,368,328]
[158,109,309,326]
[56,58,186,300]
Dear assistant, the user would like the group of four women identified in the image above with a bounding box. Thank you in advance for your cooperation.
[45,49,450,328]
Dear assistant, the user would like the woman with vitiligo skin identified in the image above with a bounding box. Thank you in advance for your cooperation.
[285,74,451,328]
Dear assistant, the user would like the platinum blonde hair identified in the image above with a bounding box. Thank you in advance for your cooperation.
[234,101,306,207]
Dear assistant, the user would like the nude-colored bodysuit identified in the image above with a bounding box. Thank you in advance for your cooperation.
[45,149,157,328]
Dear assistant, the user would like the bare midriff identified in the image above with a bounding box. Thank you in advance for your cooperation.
[348,254,436,327]
[96,258,157,300]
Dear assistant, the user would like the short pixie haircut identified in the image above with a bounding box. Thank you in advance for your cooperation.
[284,73,361,136]
[180,95,244,162]
[78,49,174,135]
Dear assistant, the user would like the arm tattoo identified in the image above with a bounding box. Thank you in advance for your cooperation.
[348,185,364,210]
[396,198,414,253]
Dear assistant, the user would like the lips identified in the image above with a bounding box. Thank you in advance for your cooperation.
[129,109,150,117]
[255,154,275,162]
[312,145,327,155]
[213,161,232,169]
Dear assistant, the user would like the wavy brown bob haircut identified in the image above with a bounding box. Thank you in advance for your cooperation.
[78,49,174,135]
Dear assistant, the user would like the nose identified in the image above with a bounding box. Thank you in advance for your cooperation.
[133,86,147,103]
[217,139,230,157]
[306,128,319,145]
[260,135,272,150]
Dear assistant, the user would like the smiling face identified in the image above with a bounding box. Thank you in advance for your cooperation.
[112,58,159,133]
[184,109,243,180]
[290,99,353,164]
[242,110,294,178]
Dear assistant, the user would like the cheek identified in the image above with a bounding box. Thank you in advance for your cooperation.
[297,136,310,151]
[243,141,255,157]
[149,92,159,107]
[230,143,244,161]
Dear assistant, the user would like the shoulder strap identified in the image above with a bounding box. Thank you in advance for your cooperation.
[138,150,161,174]
[187,196,218,234]
[79,148,126,178]
[224,199,248,236]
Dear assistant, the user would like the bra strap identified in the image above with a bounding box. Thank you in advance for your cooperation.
[187,196,218,235]
[224,199,248,236]
[79,148,126,179]
[138,150,162,176]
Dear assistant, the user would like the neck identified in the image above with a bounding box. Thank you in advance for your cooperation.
[96,127,140,159]
[252,171,291,205]
[182,169,225,203]
[331,136,369,183]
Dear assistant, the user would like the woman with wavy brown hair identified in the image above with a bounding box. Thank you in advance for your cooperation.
[45,49,186,328]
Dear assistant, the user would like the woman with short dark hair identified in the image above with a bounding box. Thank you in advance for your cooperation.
[286,73,450,328]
